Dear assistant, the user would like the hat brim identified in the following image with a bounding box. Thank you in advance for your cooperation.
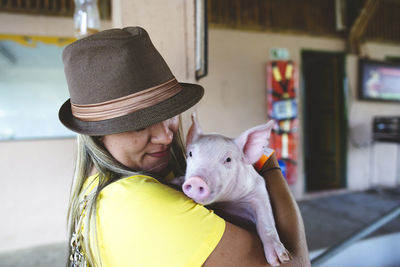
[59,83,204,136]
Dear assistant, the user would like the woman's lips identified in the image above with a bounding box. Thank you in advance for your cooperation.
[147,150,169,158]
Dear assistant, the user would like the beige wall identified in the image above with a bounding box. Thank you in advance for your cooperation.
[197,28,400,197]
[347,42,400,190]
[0,139,75,251]
[197,28,346,198]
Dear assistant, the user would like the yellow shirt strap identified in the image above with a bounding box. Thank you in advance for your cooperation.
[254,148,275,171]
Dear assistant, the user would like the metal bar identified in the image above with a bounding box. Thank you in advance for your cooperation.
[311,205,400,266]
[195,0,208,80]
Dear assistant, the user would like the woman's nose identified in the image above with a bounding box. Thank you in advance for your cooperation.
[150,120,174,145]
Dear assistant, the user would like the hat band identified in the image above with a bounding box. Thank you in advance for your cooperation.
[70,78,182,122]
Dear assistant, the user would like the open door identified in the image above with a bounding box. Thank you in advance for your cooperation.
[302,51,347,192]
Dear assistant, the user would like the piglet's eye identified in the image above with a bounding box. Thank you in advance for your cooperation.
[189,151,192,157]
[226,157,231,163]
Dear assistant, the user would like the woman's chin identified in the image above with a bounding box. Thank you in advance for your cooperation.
[144,157,170,174]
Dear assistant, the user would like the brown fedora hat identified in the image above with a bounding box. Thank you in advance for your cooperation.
[59,26,204,136]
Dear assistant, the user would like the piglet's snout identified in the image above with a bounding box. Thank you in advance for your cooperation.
[182,176,210,202]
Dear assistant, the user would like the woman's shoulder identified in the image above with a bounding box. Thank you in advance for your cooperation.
[102,174,160,192]
[84,173,160,193]
[100,173,179,197]
[93,173,226,267]
[95,173,191,215]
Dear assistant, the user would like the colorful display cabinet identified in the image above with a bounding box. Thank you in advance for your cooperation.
[266,60,299,185]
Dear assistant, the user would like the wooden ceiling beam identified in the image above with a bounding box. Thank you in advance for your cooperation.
[348,0,380,54]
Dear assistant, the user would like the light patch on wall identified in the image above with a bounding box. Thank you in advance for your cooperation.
[0,35,76,141]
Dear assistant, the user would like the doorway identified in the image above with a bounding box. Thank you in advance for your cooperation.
[302,51,347,192]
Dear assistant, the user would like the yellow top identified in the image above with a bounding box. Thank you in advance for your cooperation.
[84,174,225,267]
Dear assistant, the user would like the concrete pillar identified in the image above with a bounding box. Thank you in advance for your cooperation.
[111,0,196,83]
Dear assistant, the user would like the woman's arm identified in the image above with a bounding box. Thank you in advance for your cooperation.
[261,154,310,266]
[203,154,310,267]
[203,221,270,267]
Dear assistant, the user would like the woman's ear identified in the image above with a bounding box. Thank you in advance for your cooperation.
[186,113,203,147]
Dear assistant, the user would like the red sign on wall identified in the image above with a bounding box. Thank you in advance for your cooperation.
[266,60,299,185]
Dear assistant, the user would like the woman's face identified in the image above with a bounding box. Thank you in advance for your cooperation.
[102,116,179,174]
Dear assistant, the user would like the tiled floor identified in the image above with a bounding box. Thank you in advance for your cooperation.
[299,186,400,251]
[1,186,399,267]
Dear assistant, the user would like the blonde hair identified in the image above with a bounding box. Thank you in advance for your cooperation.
[67,121,187,267]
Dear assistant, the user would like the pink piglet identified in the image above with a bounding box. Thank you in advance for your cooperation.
[181,114,290,266]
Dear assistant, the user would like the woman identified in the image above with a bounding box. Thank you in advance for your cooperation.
[59,26,310,267]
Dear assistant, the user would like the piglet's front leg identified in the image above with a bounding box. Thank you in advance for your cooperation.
[250,186,290,266]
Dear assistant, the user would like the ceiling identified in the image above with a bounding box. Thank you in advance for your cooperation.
[207,0,400,52]
[1,0,398,52]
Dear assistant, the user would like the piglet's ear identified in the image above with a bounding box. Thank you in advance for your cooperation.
[234,120,275,165]
[186,113,203,147]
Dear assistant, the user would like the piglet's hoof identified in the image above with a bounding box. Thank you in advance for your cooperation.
[264,240,290,266]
